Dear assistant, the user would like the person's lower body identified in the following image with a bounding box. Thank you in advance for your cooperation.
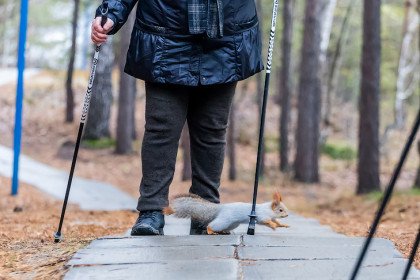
[131,81,237,235]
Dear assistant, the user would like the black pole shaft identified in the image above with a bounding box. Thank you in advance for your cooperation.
[253,73,270,209]
[247,73,271,235]
[54,2,108,243]
[247,0,279,236]
[55,123,84,237]
[402,226,420,280]
[350,108,420,279]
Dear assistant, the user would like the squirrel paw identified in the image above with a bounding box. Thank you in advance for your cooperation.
[273,220,290,228]
[207,226,231,235]
[207,225,216,235]
[277,223,290,228]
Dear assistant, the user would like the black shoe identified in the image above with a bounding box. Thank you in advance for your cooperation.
[190,220,208,235]
[131,210,165,236]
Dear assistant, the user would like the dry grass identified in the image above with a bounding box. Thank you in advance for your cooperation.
[0,176,137,279]
[299,190,420,269]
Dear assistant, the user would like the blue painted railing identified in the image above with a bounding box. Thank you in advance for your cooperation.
[12,0,29,196]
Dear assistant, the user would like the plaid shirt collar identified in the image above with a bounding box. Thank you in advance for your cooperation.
[188,0,224,38]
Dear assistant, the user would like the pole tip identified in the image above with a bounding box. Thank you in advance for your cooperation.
[54,232,63,243]
[247,213,257,235]
[247,227,255,235]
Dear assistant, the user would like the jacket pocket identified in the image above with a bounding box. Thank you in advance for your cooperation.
[233,23,264,79]
[124,25,167,82]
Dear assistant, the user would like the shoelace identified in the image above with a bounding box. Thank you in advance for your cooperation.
[137,211,161,223]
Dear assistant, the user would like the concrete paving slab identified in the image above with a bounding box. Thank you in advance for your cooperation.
[88,235,241,248]
[68,246,235,265]
[237,246,398,261]
[65,260,239,280]
[241,259,420,280]
[163,225,191,235]
[232,224,346,238]
[242,235,394,248]
[0,145,137,210]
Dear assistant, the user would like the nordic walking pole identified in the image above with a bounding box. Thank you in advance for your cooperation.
[54,3,109,243]
[247,0,279,235]
[350,108,420,279]
[402,226,420,280]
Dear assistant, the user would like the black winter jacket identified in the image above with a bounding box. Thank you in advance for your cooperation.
[96,0,264,86]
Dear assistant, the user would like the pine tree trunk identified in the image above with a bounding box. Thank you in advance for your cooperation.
[116,10,136,154]
[357,0,381,194]
[279,0,294,172]
[65,0,80,123]
[294,0,325,183]
[83,38,114,140]
[181,124,192,181]
[228,98,237,181]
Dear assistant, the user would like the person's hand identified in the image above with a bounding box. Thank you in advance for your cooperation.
[91,16,114,44]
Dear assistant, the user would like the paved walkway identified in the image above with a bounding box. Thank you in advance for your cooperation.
[0,145,137,210]
[65,214,420,280]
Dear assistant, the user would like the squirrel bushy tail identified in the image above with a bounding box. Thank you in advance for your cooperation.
[163,194,220,223]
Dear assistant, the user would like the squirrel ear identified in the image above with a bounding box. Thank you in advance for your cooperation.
[273,191,282,202]
[271,200,278,210]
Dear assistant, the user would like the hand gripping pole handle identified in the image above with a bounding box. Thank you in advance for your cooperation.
[100,3,109,28]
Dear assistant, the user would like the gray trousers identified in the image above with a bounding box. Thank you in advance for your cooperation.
[137,81,237,211]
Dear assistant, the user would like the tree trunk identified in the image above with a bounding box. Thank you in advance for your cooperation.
[318,0,337,65]
[324,1,354,127]
[65,0,80,123]
[116,9,137,154]
[228,96,237,181]
[414,141,420,189]
[83,38,114,140]
[394,0,419,129]
[181,124,192,181]
[357,0,381,194]
[382,0,419,147]
[279,0,295,172]
[81,4,92,70]
[256,0,265,177]
[294,0,325,183]
[318,0,337,146]
[414,0,420,190]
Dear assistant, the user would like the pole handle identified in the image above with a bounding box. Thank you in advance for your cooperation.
[100,3,109,27]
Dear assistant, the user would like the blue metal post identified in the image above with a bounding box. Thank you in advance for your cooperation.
[12,0,29,196]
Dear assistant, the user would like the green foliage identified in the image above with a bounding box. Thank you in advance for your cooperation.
[264,134,278,153]
[83,138,115,149]
[365,190,383,202]
[322,143,356,160]
[409,188,420,195]
[364,188,420,203]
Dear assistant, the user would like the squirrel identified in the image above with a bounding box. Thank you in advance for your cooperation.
[163,191,290,234]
